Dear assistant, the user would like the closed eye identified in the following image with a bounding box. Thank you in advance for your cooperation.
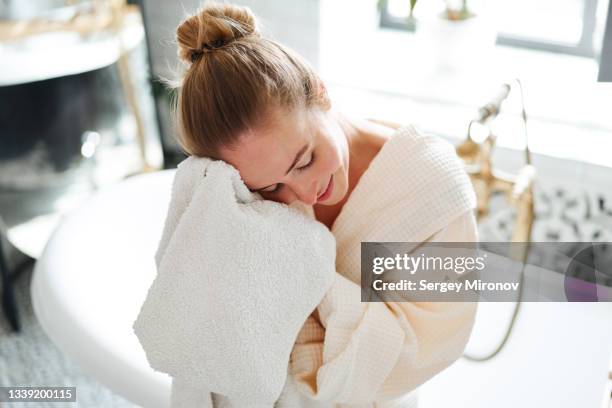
[258,151,316,195]
[295,151,315,172]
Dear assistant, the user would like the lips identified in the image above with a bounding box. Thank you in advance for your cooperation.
[317,175,334,202]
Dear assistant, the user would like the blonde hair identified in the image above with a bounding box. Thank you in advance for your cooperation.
[174,2,329,158]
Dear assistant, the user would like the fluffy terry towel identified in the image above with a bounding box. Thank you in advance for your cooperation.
[134,124,478,407]
[132,157,337,406]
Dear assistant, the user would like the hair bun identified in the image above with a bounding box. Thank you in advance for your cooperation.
[176,2,257,65]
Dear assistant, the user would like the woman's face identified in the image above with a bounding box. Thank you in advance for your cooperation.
[219,105,349,206]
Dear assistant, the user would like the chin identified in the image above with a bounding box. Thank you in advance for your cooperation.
[324,183,348,206]
[333,172,349,203]
[316,168,348,206]
[318,197,339,206]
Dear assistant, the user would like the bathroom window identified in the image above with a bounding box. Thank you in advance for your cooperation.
[320,0,612,167]
[495,0,599,57]
[379,0,418,31]
[379,0,606,58]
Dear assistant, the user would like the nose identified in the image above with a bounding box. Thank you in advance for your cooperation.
[289,179,319,206]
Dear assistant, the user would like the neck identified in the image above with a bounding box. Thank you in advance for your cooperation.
[331,110,370,201]
[333,110,360,147]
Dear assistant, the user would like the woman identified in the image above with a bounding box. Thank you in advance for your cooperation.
[175,3,398,229]
[172,3,478,406]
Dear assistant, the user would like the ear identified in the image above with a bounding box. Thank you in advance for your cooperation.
[317,80,332,111]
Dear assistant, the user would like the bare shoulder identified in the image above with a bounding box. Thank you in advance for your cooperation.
[357,118,398,153]
[365,118,404,131]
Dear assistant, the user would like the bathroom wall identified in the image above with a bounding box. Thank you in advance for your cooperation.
[143,0,320,78]
[598,0,612,81]
[141,0,321,155]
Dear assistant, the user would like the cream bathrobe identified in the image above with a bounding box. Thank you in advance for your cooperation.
[169,124,478,407]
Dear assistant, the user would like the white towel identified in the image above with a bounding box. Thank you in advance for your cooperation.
[133,157,337,406]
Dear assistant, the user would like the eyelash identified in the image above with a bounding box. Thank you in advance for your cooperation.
[296,151,316,172]
[265,151,316,194]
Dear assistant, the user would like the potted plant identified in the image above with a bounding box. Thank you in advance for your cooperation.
[378,0,495,71]
[443,0,474,21]
[416,0,497,72]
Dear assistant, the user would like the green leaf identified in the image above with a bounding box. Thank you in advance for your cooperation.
[409,0,417,18]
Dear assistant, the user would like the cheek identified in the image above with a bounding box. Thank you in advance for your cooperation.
[318,142,344,175]
[330,125,349,167]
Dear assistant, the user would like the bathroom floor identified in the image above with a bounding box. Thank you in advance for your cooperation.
[0,265,137,407]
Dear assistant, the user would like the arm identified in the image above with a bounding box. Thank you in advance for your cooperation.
[289,210,479,404]
[375,210,479,400]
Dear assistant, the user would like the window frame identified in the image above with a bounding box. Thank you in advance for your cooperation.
[378,0,600,58]
[495,0,599,58]
[378,0,417,31]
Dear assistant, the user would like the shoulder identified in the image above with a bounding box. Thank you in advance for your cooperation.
[351,121,460,184]
[359,120,444,156]
[347,119,396,167]
[360,119,397,149]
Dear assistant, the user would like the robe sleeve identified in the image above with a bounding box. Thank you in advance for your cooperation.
[289,210,479,405]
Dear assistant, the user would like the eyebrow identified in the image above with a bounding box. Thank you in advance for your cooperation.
[250,143,310,192]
